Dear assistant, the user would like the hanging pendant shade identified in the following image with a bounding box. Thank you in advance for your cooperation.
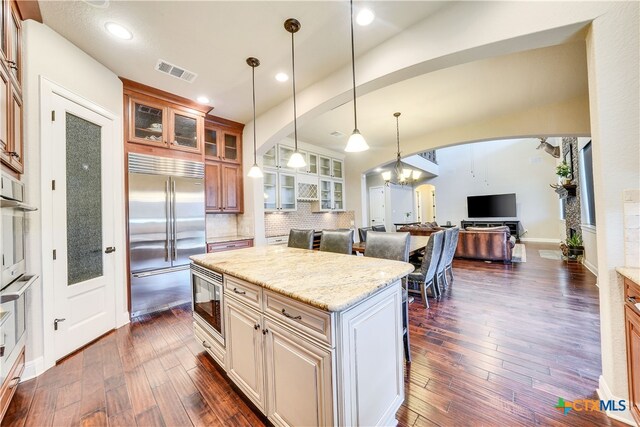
[246,57,263,178]
[344,0,369,152]
[284,18,307,169]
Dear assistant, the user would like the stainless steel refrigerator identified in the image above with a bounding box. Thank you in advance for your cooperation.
[128,153,205,317]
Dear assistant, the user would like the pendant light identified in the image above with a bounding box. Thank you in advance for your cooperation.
[381,112,420,186]
[246,57,263,178]
[344,0,369,152]
[285,18,307,169]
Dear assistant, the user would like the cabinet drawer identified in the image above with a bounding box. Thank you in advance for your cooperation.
[207,239,253,253]
[225,276,262,309]
[625,278,640,304]
[194,321,225,368]
[0,347,25,422]
[264,290,333,348]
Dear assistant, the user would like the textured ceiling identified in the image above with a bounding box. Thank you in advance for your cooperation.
[40,1,446,122]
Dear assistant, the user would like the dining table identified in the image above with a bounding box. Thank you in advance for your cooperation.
[352,234,430,256]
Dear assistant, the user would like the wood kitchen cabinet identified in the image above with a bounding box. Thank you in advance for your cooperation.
[0,0,24,175]
[625,277,640,425]
[205,160,243,213]
[125,92,203,154]
[204,118,241,164]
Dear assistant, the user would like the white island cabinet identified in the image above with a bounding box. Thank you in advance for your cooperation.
[190,246,414,427]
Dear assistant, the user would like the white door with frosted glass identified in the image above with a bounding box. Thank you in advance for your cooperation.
[369,186,385,227]
[51,94,116,361]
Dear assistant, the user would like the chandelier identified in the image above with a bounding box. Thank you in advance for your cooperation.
[381,112,422,186]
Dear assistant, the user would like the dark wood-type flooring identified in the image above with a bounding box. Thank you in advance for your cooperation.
[4,243,626,426]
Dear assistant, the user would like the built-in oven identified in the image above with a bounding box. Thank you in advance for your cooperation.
[191,264,224,345]
[1,275,36,386]
[1,173,38,386]
[1,173,36,289]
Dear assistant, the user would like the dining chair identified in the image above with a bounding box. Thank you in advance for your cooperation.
[287,229,314,250]
[433,229,454,296]
[358,226,373,243]
[407,230,444,308]
[319,229,353,254]
[372,224,386,232]
[443,226,460,286]
[364,231,412,362]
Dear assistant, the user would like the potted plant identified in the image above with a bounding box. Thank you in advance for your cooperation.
[556,161,572,185]
[565,233,584,261]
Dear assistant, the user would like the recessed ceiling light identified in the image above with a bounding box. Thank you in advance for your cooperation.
[356,8,375,26]
[196,96,210,104]
[275,72,289,82]
[83,0,109,7]
[375,167,382,172]
[105,22,132,40]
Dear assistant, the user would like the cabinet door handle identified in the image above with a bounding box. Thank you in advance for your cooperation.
[254,323,260,330]
[6,60,17,71]
[628,297,637,304]
[7,151,19,160]
[281,309,302,320]
[262,329,269,335]
[202,340,211,349]
[233,287,246,295]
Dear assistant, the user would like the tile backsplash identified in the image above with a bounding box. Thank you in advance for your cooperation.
[624,189,640,268]
[206,214,239,239]
[265,202,355,237]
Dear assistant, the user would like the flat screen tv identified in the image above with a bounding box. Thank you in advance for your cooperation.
[467,193,517,218]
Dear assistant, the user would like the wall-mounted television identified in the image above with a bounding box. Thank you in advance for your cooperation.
[467,193,517,218]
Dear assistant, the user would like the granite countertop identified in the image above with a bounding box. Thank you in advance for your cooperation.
[617,267,640,284]
[207,235,254,244]
[191,246,414,312]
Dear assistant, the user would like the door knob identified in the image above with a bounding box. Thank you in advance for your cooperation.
[54,318,66,331]
[105,247,116,254]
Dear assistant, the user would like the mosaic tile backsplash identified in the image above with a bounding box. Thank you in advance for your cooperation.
[265,202,355,237]
[206,214,239,239]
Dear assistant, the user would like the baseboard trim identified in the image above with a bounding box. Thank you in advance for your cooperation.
[520,237,561,243]
[583,258,598,276]
[597,375,637,426]
[21,356,45,382]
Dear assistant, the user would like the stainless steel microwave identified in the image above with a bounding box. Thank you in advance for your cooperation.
[1,173,37,289]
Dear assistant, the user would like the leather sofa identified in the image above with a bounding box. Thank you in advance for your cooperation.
[400,224,515,263]
[455,226,515,263]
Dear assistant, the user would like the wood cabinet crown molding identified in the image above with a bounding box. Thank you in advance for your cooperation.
[121,77,213,115]
[14,0,42,23]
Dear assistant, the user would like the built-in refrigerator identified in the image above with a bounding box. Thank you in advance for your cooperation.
[128,153,205,317]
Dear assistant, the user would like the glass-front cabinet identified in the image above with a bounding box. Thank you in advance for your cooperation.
[333,181,344,210]
[313,179,345,212]
[278,173,296,211]
[319,180,332,210]
[204,125,241,164]
[170,109,199,152]
[319,156,331,177]
[263,146,277,168]
[278,145,295,170]
[263,171,278,211]
[127,96,203,154]
[264,171,296,212]
[128,97,167,146]
[332,159,343,179]
[307,153,318,175]
[204,127,218,159]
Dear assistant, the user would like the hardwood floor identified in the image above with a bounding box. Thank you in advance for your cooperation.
[4,243,626,426]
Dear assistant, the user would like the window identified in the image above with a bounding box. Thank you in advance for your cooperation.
[581,141,596,226]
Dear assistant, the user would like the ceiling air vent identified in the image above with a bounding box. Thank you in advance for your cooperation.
[330,131,345,138]
[155,59,198,83]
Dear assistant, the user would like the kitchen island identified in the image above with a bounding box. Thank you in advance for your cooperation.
[190,246,414,427]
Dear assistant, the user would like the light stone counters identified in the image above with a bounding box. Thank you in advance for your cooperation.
[617,267,640,284]
[191,246,414,312]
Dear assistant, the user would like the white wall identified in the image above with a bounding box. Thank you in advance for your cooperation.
[389,185,415,226]
[22,21,124,376]
[424,138,561,242]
